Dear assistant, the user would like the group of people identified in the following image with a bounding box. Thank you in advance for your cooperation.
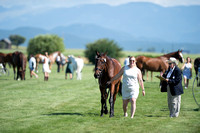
[107,56,193,118]
[28,52,76,81]
[29,52,193,118]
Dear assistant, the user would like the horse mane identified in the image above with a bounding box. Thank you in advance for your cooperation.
[161,50,181,58]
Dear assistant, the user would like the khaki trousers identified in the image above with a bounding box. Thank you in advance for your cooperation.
[167,85,181,117]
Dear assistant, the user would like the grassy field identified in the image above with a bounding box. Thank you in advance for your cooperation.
[0,48,200,133]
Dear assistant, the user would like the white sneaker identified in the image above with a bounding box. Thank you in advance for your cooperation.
[124,113,128,117]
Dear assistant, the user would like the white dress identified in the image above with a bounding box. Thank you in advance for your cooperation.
[182,63,192,79]
[122,65,139,99]
[43,57,51,73]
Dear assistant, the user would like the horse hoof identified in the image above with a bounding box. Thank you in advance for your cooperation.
[109,114,114,118]
[104,110,108,114]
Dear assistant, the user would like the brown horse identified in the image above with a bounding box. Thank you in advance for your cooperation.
[0,52,16,79]
[0,52,6,69]
[12,51,27,80]
[35,54,46,73]
[94,51,122,117]
[136,50,184,81]
[194,57,200,86]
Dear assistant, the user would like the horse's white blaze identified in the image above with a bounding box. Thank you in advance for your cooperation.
[179,53,184,62]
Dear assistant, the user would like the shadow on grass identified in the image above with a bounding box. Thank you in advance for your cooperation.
[145,115,166,117]
[43,112,84,116]
[181,108,199,111]
[161,107,199,112]
[43,112,100,116]
[0,78,9,80]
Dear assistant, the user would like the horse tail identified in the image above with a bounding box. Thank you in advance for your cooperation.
[118,81,122,96]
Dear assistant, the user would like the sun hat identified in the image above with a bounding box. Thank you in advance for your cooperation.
[167,57,178,65]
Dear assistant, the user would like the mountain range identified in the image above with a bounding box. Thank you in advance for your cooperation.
[0,2,200,53]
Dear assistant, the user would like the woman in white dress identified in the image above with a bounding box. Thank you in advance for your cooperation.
[39,54,51,81]
[182,57,192,89]
[107,56,145,118]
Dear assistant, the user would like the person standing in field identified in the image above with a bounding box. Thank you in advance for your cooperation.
[124,56,130,66]
[56,52,62,73]
[107,56,145,118]
[29,54,38,78]
[181,57,192,89]
[161,57,184,118]
[42,53,51,81]
[65,56,73,80]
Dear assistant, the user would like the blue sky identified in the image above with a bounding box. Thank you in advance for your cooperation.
[1,0,200,8]
[0,0,200,24]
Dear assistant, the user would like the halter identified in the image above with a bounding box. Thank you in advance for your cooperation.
[95,57,108,87]
[95,57,107,72]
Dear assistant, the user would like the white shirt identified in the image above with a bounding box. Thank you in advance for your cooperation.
[29,57,36,68]
[167,66,175,79]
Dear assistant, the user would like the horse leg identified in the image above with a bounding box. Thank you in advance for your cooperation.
[49,62,52,70]
[13,66,16,80]
[109,84,115,117]
[100,87,108,116]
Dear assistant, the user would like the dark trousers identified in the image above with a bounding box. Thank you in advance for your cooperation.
[56,61,61,72]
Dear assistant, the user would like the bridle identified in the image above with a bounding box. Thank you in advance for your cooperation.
[95,57,108,87]
[95,57,107,74]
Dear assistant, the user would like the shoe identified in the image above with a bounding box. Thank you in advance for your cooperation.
[124,113,128,117]
[185,86,187,89]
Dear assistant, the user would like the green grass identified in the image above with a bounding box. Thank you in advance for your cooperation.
[0,61,200,133]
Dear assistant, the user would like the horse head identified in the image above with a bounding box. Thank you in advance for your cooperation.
[176,50,184,63]
[94,51,107,79]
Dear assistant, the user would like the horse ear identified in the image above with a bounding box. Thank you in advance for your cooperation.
[178,49,182,52]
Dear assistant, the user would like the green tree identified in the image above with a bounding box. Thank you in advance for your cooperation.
[84,38,123,64]
[9,35,25,49]
[27,34,65,57]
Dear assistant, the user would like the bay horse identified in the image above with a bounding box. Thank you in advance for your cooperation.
[35,51,65,72]
[12,51,27,80]
[94,51,122,117]
[0,52,6,70]
[194,57,200,86]
[2,52,16,79]
[136,50,184,81]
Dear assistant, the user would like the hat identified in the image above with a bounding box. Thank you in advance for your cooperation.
[167,57,178,65]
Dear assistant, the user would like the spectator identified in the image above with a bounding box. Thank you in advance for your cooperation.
[161,57,184,118]
[29,54,38,78]
[182,57,192,89]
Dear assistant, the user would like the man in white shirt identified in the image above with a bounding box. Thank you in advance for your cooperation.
[29,54,38,78]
